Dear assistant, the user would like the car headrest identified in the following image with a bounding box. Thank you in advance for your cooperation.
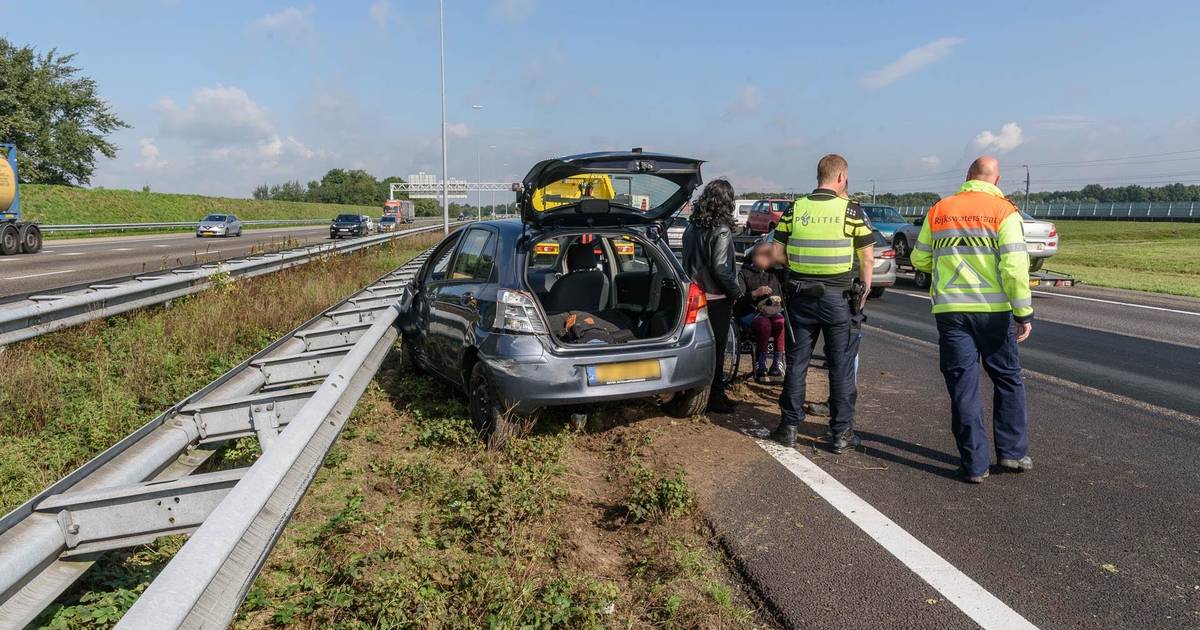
[566,243,598,272]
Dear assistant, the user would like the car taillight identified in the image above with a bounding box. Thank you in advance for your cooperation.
[495,289,548,334]
[684,282,708,325]
[1048,224,1057,237]
[880,248,895,259]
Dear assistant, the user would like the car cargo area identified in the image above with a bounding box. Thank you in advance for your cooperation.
[525,232,683,345]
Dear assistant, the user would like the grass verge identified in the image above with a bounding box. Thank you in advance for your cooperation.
[228,371,765,628]
[0,231,442,515]
[20,184,378,225]
[1050,221,1200,297]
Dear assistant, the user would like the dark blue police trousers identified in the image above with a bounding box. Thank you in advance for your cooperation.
[935,311,1029,476]
[779,290,860,436]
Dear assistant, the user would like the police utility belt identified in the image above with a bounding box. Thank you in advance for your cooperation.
[785,273,867,316]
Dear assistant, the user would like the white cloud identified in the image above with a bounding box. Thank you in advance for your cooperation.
[495,0,535,22]
[973,122,1024,153]
[135,137,167,169]
[446,122,471,138]
[250,4,315,39]
[369,0,397,27]
[256,135,315,160]
[725,84,761,116]
[1029,114,1098,130]
[919,155,942,167]
[158,86,274,145]
[861,37,965,89]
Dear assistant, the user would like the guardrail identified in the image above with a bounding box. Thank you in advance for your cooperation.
[0,243,437,628]
[0,223,445,346]
[38,219,331,233]
[895,201,1200,221]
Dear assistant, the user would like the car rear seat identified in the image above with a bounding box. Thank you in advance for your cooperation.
[544,243,609,313]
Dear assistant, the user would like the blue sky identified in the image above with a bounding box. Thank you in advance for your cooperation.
[3,0,1200,200]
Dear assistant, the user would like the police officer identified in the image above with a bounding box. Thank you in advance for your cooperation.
[769,154,874,453]
[910,156,1034,484]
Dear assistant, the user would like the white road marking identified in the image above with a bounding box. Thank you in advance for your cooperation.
[756,439,1040,630]
[1030,290,1200,317]
[152,244,170,248]
[110,247,132,252]
[5,269,75,280]
[60,252,85,256]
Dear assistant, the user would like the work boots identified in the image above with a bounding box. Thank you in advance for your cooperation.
[829,430,861,454]
[770,423,797,447]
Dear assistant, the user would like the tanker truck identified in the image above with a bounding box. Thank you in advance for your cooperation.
[0,143,43,255]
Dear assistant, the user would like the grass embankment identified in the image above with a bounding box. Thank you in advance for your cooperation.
[3,229,765,628]
[20,184,378,230]
[1050,221,1200,297]
[0,232,442,515]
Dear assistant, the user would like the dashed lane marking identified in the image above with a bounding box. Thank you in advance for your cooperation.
[1029,290,1200,317]
[4,269,76,280]
[755,439,1041,630]
[893,287,1199,317]
[110,247,132,252]
[60,252,85,256]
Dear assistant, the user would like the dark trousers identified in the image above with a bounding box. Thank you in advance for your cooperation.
[708,297,733,394]
[935,312,1029,476]
[779,290,860,435]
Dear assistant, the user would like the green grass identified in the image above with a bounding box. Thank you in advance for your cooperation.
[20,184,379,225]
[0,232,442,516]
[1048,221,1200,297]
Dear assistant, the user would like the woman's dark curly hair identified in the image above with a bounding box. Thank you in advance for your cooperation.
[690,179,738,230]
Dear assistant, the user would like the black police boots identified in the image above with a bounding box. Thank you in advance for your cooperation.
[829,430,861,454]
[770,423,797,447]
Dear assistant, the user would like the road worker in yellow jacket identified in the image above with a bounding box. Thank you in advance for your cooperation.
[910,156,1034,483]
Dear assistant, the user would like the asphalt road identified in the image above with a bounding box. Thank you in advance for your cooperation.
[685,277,1199,628]
[0,222,437,298]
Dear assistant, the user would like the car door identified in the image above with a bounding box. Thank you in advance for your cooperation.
[427,227,498,384]
[406,233,461,372]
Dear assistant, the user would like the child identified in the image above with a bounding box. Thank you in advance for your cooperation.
[735,242,786,383]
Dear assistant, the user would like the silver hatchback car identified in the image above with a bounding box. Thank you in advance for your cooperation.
[398,151,716,447]
[196,214,242,238]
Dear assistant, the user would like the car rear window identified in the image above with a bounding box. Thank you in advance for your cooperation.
[532,173,681,214]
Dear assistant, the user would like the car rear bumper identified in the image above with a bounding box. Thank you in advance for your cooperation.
[872,259,897,288]
[478,324,715,413]
[1026,239,1058,258]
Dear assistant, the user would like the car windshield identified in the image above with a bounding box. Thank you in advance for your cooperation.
[532,172,682,213]
[1017,209,1035,220]
[865,206,907,223]
[381,217,396,222]
[335,214,360,222]
[203,215,226,222]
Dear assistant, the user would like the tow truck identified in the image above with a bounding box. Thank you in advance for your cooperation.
[0,143,43,255]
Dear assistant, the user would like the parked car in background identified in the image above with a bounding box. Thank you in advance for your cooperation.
[734,199,755,229]
[330,213,370,238]
[1018,210,1058,271]
[863,204,921,259]
[378,215,400,232]
[195,214,242,238]
[868,229,896,297]
[745,198,793,235]
[397,150,716,448]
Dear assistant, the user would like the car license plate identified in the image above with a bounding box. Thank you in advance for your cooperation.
[587,360,661,386]
[1030,243,1045,252]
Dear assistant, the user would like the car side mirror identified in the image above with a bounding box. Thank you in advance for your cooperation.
[912,217,923,226]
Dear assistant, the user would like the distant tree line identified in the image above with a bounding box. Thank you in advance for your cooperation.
[1009,183,1200,204]
[253,169,441,215]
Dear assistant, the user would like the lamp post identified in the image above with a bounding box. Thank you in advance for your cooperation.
[438,0,449,234]
[487,145,497,217]
[471,104,483,220]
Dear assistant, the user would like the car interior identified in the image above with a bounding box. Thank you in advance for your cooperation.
[526,233,682,344]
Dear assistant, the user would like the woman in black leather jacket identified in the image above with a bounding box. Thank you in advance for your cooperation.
[682,179,744,413]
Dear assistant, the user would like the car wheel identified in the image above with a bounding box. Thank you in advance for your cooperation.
[868,286,885,298]
[913,270,932,289]
[893,235,909,259]
[18,224,42,254]
[0,224,19,255]
[468,361,535,450]
[1029,257,1044,273]
[663,386,710,418]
